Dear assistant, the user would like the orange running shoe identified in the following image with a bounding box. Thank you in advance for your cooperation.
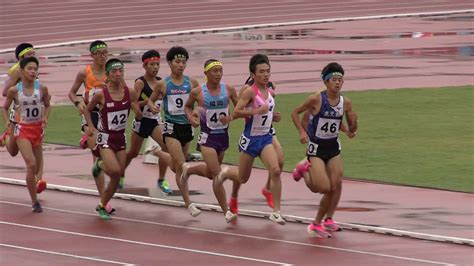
[261,187,274,209]
[229,197,238,214]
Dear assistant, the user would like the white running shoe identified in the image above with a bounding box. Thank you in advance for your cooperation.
[180,162,191,185]
[225,210,238,223]
[269,211,286,225]
[188,203,201,217]
[144,144,160,155]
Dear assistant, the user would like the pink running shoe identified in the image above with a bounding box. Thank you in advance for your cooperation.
[292,160,311,182]
[79,133,88,149]
[323,218,342,231]
[307,222,332,238]
[36,180,47,194]
[261,187,274,209]
[229,197,238,214]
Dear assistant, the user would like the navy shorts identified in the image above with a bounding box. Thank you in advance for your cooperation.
[306,140,341,163]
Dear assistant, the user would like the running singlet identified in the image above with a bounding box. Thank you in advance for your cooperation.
[200,83,229,135]
[83,65,107,105]
[163,75,191,124]
[98,87,131,133]
[243,84,275,137]
[16,80,42,124]
[137,76,162,121]
[307,91,344,143]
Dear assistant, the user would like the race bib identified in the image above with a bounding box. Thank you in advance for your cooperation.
[197,132,208,145]
[107,109,128,131]
[307,141,318,156]
[167,94,189,115]
[163,122,174,134]
[239,134,250,150]
[143,100,162,120]
[206,108,228,130]
[96,132,109,145]
[250,112,273,136]
[315,118,341,139]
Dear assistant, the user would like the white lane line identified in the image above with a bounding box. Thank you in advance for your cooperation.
[0,243,133,265]
[0,200,454,265]
[0,9,471,52]
[0,4,471,38]
[0,221,291,266]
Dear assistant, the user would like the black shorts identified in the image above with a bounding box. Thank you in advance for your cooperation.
[132,117,160,138]
[163,122,193,146]
[81,111,99,132]
[306,140,341,164]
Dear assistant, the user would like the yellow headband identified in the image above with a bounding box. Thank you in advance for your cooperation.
[18,47,34,58]
[204,61,222,72]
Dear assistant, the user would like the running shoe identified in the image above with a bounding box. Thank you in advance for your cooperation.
[180,162,190,185]
[118,177,125,189]
[32,202,43,213]
[92,158,102,178]
[307,222,332,238]
[323,218,342,232]
[36,180,47,194]
[79,133,88,149]
[96,203,116,215]
[229,197,238,214]
[261,187,274,209]
[158,179,172,195]
[292,160,311,182]
[225,210,238,223]
[269,211,286,225]
[96,204,111,220]
[187,203,201,217]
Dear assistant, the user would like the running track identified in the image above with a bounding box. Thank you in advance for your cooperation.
[0,0,473,50]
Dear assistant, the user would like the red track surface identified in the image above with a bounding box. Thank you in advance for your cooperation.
[1,1,473,265]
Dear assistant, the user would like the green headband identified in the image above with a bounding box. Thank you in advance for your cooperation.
[90,43,108,53]
[106,61,124,72]
[174,54,187,60]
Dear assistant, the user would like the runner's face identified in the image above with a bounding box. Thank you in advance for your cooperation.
[205,65,223,85]
[169,58,186,75]
[91,48,108,65]
[252,63,270,86]
[107,68,124,83]
[325,76,343,93]
[144,61,160,76]
[22,62,38,81]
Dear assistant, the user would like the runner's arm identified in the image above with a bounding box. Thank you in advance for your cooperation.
[2,69,20,97]
[2,87,16,127]
[68,70,86,113]
[184,86,200,127]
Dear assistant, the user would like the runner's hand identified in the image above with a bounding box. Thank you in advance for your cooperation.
[299,131,309,144]
[273,111,281,122]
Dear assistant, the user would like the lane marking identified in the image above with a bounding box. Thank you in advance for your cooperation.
[0,221,291,265]
[0,9,472,51]
[0,200,457,265]
[1,177,472,246]
[0,243,133,265]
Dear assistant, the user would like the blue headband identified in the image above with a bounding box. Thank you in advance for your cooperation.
[323,72,343,81]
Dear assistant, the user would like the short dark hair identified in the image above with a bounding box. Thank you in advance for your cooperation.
[142,49,161,63]
[321,62,344,80]
[249,54,270,74]
[15,43,34,60]
[19,56,39,69]
[166,46,189,62]
[89,40,107,52]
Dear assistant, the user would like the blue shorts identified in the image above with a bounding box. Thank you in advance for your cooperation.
[238,133,273,158]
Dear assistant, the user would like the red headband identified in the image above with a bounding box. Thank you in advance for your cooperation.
[143,57,160,64]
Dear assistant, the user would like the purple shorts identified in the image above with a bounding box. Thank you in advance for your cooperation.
[197,131,229,154]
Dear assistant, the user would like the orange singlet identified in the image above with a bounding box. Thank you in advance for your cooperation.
[83,64,107,104]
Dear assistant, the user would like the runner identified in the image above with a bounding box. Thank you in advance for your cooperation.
[83,58,142,220]
[123,49,172,194]
[291,62,358,237]
[182,59,240,223]
[230,54,285,225]
[2,56,51,212]
[67,40,114,213]
[146,46,206,217]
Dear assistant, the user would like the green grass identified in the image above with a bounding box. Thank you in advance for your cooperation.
[2,86,473,192]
